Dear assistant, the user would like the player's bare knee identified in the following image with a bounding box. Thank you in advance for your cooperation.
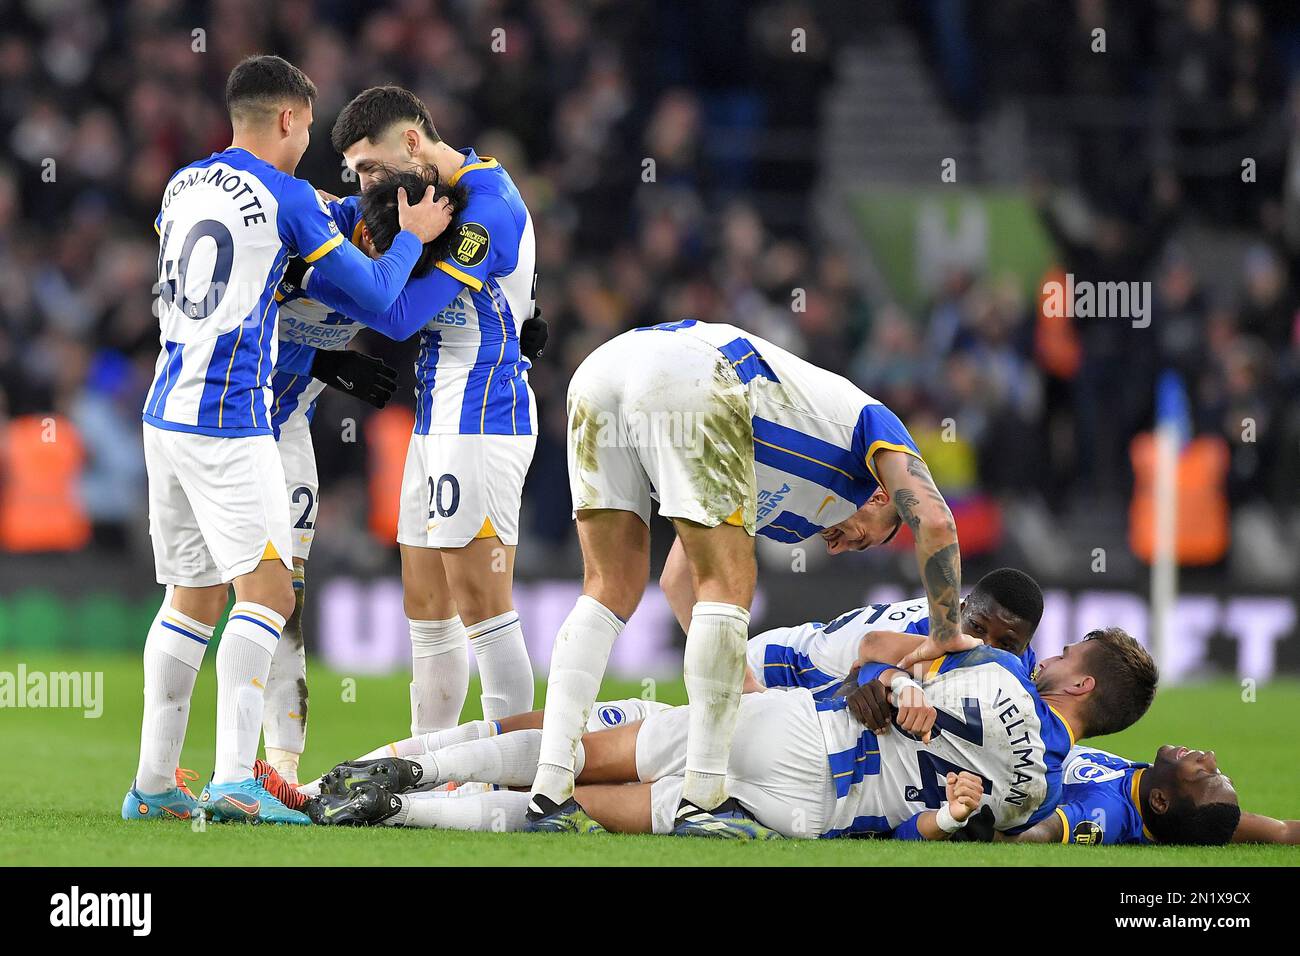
[581,568,643,622]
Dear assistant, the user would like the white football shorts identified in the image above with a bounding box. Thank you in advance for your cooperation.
[565,329,756,532]
[144,424,293,587]
[638,689,834,838]
[396,432,537,549]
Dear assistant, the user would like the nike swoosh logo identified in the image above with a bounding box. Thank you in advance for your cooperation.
[288,711,304,720]
[814,495,836,519]
[337,378,354,390]
[223,795,261,814]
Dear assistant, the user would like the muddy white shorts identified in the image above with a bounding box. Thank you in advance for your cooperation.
[566,329,756,532]
[639,689,834,838]
[396,431,537,549]
[144,424,293,587]
[276,413,319,562]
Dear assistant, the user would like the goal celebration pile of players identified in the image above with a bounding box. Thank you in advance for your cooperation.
[124,55,1297,849]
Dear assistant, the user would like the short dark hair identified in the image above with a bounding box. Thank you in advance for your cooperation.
[332,86,439,153]
[971,568,1043,627]
[1147,798,1241,846]
[1078,627,1159,737]
[225,55,317,125]
[360,165,468,277]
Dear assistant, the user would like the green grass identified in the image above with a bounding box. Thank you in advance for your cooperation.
[0,654,1295,866]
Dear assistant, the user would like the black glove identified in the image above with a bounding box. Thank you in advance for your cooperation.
[310,349,398,408]
[281,255,309,293]
[948,804,996,843]
[520,306,548,360]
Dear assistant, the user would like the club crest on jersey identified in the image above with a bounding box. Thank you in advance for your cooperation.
[454,222,489,267]
[1072,820,1103,845]
[597,705,626,727]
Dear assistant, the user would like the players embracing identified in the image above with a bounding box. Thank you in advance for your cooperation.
[126,56,451,824]
[283,87,542,739]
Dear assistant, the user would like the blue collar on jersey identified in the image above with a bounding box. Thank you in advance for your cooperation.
[448,147,499,187]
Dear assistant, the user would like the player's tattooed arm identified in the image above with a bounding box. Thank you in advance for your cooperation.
[874,451,963,650]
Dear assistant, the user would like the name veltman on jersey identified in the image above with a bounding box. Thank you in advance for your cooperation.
[1049,746,1154,845]
[748,597,1038,700]
[268,196,365,560]
[298,150,537,549]
[635,644,1072,838]
[143,147,419,585]
[565,318,921,539]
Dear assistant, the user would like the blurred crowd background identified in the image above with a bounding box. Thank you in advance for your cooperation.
[3,0,1300,591]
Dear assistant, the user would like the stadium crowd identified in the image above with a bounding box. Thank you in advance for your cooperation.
[1,0,1298,584]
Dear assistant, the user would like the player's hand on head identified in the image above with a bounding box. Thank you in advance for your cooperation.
[397,186,453,243]
[520,306,548,360]
[310,349,399,408]
[846,671,892,733]
[945,771,983,823]
[895,633,981,676]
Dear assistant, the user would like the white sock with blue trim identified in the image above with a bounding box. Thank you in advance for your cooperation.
[135,588,213,795]
[467,610,533,721]
[213,602,284,785]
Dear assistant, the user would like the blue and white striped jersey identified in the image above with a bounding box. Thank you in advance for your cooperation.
[300,149,537,437]
[1051,746,1152,845]
[145,148,418,437]
[639,320,922,542]
[812,645,1072,838]
[268,197,365,436]
[752,596,1038,699]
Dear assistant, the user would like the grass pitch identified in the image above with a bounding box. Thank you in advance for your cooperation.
[1,653,1295,866]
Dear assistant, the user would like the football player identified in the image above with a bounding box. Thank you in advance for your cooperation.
[997,744,1296,845]
[125,56,450,824]
[258,169,471,785]
[526,318,964,835]
[309,628,1157,840]
[285,87,542,740]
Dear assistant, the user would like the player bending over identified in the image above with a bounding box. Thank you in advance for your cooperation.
[125,56,450,824]
[527,318,965,836]
[258,168,471,783]
[308,628,1156,840]
[285,86,545,739]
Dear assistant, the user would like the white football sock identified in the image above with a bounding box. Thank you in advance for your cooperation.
[467,610,534,721]
[213,602,284,785]
[409,617,468,735]
[135,590,212,795]
[531,595,623,805]
[263,567,307,783]
[681,601,749,810]
[354,719,497,762]
[387,789,531,831]
[415,729,585,789]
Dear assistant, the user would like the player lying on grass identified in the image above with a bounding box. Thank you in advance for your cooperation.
[989,744,1298,845]
[529,317,967,836]
[259,164,470,785]
[306,628,1157,839]
[291,568,1043,794]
